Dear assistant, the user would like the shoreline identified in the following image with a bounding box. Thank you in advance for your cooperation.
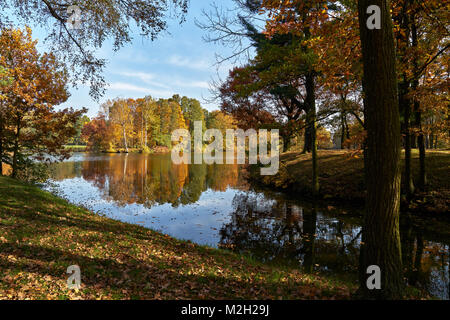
[249,150,449,218]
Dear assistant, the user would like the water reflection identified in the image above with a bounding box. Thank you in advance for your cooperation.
[219,193,361,274]
[51,153,243,207]
[46,153,449,299]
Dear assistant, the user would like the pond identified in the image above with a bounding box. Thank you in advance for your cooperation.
[44,153,449,300]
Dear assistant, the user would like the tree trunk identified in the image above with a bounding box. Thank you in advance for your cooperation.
[411,135,416,149]
[122,126,129,153]
[145,118,148,148]
[0,123,3,176]
[283,137,291,152]
[414,101,426,190]
[12,116,21,178]
[411,15,426,191]
[345,115,350,140]
[399,79,414,198]
[0,141,3,176]
[305,72,319,195]
[357,0,404,299]
[141,111,144,148]
[282,129,292,152]
[341,113,346,149]
[302,124,312,153]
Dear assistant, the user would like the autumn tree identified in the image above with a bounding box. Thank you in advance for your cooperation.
[68,114,90,146]
[85,95,204,152]
[0,27,86,177]
[0,0,189,99]
[202,1,323,194]
[0,65,13,174]
[392,0,449,194]
[136,96,159,151]
[103,98,135,153]
[81,115,112,151]
[207,110,237,137]
[179,96,206,136]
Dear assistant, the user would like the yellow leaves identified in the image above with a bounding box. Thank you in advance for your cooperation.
[0,27,69,110]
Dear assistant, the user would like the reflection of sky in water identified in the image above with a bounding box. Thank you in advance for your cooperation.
[45,177,236,247]
[44,154,449,300]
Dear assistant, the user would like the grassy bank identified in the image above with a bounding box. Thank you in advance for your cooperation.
[250,150,449,215]
[74,146,171,154]
[0,176,354,300]
[64,145,88,152]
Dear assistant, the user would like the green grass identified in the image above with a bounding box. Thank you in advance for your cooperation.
[251,150,449,214]
[0,176,355,300]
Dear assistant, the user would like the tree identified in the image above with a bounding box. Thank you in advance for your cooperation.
[105,98,134,153]
[68,114,90,145]
[207,110,237,137]
[136,96,158,151]
[260,0,407,298]
[0,65,13,175]
[392,0,449,193]
[81,115,112,151]
[0,27,85,178]
[179,96,206,136]
[0,0,189,99]
[357,0,404,299]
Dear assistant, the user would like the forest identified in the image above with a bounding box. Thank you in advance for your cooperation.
[77,95,236,153]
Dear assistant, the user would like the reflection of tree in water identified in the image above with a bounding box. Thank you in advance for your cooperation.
[206,163,240,192]
[50,161,83,181]
[219,192,362,273]
[179,164,207,205]
[77,154,241,208]
[221,192,449,297]
[401,215,450,299]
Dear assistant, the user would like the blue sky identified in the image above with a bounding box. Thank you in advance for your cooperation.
[23,1,249,118]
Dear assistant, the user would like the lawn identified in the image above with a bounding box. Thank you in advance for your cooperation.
[0,176,354,300]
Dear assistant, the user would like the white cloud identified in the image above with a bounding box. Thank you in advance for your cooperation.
[108,82,173,97]
[173,80,210,89]
[113,70,211,90]
[166,55,212,70]
[114,71,170,89]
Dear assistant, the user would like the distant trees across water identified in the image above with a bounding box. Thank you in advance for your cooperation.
[80,95,236,153]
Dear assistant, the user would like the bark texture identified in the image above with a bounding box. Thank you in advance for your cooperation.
[357,0,404,299]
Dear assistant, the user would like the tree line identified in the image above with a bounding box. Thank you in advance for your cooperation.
[80,95,237,153]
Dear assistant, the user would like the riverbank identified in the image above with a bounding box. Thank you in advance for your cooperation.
[64,145,171,154]
[0,176,355,300]
[250,150,449,216]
